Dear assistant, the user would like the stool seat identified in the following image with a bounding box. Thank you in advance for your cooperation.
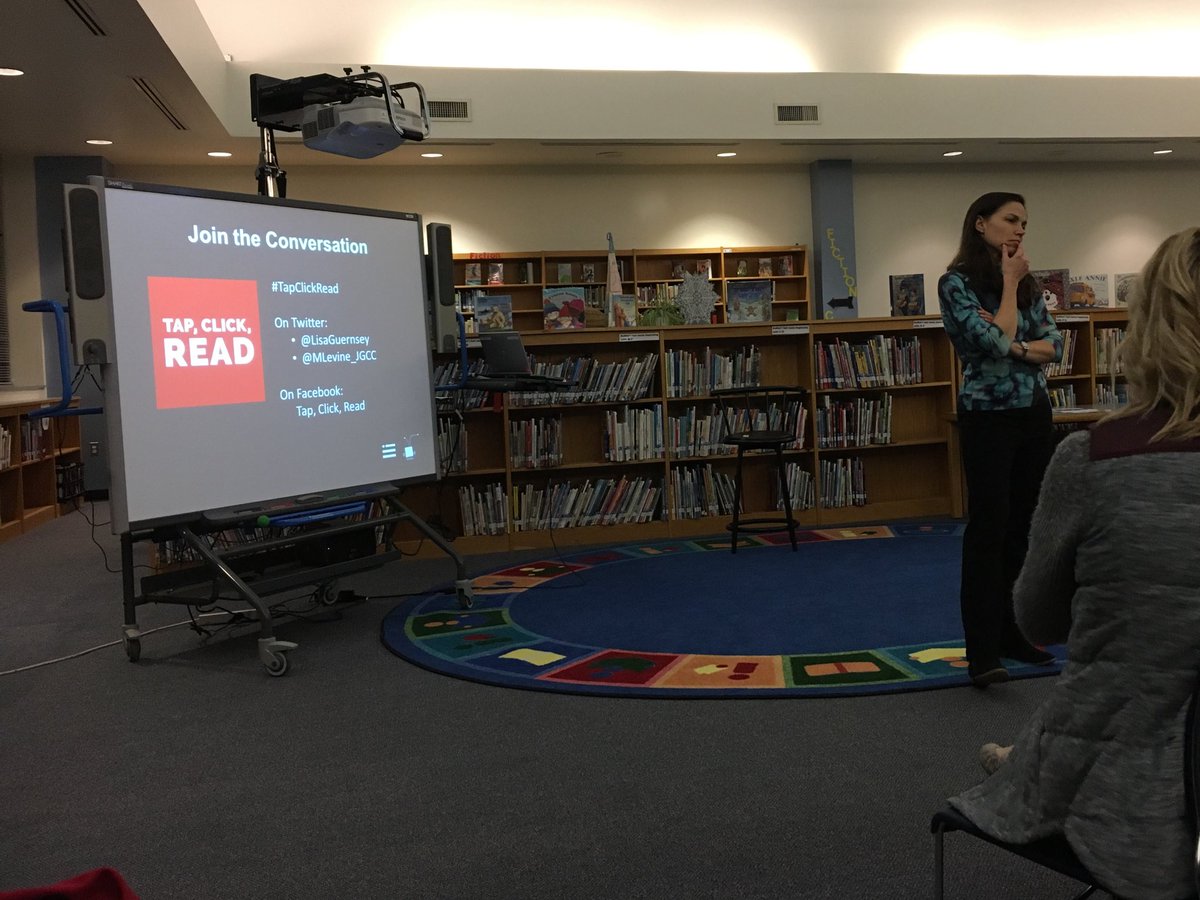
[711,385,809,554]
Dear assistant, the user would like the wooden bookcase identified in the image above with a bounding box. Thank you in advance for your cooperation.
[406,250,1132,555]
[452,245,808,334]
[0,399,85,545]
[1047,308,1129,408]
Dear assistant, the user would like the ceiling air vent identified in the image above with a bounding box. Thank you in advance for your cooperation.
[428,100,471,122]
[129,77,188,131]
[62,0,106,36]
[776,104,820,125]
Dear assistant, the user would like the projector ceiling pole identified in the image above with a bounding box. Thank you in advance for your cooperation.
[256,126,286,199]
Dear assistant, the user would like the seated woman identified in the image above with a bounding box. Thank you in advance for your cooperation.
[948,226,1200,900]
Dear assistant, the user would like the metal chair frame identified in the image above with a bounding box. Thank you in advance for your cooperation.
[710,384,808,553]
[931,679,1200,899]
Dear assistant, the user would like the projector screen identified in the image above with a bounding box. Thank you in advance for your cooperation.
[80,180,438,531]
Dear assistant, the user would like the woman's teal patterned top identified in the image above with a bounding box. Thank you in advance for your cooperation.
[938,270,1063,410]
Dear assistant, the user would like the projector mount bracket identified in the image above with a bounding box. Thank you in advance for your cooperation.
[249,67,432,198]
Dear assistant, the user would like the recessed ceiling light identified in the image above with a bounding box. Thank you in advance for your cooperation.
[207,151,233,158]
[86,139,113,146]
[0,68,24,77]
[420,152,443,159]
[943,150,964,157]
[1153,149,1174,155]
[716,152,737,158]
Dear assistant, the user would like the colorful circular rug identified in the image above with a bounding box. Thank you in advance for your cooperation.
[380,523,1064,698]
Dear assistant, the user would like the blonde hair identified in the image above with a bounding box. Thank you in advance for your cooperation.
[1109,226,1200,441]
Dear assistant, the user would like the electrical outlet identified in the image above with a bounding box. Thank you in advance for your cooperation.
[89,441,100,457]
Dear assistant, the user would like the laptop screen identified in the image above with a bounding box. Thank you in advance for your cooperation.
[479,331,533,375]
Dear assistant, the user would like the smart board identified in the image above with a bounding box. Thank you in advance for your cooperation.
[72,179,438,531]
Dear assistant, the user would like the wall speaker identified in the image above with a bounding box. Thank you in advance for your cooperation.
[425,222,459,353]
[63,183,114,363]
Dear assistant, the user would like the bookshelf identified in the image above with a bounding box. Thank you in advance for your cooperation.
[411,248,1131,555]
[453,246,808,334]
[0,399,85,545]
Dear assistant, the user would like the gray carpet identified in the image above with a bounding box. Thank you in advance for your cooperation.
[0,502,1088,899]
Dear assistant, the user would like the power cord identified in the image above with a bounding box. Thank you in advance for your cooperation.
[0,584,362,676]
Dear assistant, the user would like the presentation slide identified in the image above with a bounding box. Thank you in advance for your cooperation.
[96,182,438,530]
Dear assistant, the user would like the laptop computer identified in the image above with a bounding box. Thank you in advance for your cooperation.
[475,331,571,389]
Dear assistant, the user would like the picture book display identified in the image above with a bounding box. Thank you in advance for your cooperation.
[487,262,504,285]
[557,263,573,284]
[1066,273,1110,308]
[474,294,514,332]
[610,294,638,328]
[725,279,773,323]
[543,286,587,330]
[888,274,925,316]
[1030,268,1069,311]
[464,262,482,286]
[1114,273,1137,307]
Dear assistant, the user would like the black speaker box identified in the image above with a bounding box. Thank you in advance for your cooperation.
[62,182,115,364]
[425,222,459,353]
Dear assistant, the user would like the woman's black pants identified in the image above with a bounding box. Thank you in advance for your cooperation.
[957,399,1055,669]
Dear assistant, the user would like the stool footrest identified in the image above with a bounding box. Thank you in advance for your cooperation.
[725,517,795,534]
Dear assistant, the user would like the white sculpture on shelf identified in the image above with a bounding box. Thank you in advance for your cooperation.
[675,272,718,325]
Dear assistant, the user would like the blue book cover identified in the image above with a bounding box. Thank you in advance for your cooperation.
[725,279,773,323]
[475,294,513,332]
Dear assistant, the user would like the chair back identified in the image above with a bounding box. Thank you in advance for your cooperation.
[1185,675,1200,897]
[711,385,808,448]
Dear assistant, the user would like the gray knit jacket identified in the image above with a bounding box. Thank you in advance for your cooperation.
[950,412,1200,900]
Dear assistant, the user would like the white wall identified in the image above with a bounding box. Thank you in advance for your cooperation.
[8,157,1195,387]
[117,159,1200,318]
[854,162,1200,315]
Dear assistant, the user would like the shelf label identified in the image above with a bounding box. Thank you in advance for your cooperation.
[912,319,944,329]
[619,332,660,342]
[1055,314,1089,323]
[771,324,810,335]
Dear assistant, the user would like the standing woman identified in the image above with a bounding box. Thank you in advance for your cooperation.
[939,192,1064,686]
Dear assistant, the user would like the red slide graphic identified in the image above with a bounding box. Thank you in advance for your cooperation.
[147,276,265,410]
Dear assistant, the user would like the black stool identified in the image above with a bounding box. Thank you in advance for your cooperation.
[712,385,808,553]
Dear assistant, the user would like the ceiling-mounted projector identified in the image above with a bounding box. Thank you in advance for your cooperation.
[251,68,431,160]
[301,96,428,159]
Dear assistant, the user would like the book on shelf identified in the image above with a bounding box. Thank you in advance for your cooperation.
[1114,272,1137,307]
[735,259,749,276]
[487,262,504,285]
[474,294,514,332]
[583,286,609,328]
[775,256,794,276]
[543,286,587,330]
[1030,268,1069,311]
[888,274,925,316]
[518,261,537,284]
[757,258,774,277]
[610,294,638,328]
[581,262,596,283]
[1067,273,1110,308]
[696,259,713,278]
[725,279,773,323]
[557,262,573,284]
[464,262,482,286]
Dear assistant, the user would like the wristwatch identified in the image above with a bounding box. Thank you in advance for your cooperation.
[1018,340,1030,358]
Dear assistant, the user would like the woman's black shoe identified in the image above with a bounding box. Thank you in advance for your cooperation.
[969,664,1010,687]
[1003,644,1057,666]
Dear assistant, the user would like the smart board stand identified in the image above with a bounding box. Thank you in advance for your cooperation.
[119,492,475,676]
